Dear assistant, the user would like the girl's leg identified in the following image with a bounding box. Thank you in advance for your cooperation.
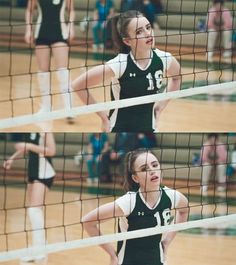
[51,43,73,114]
[216,164,227,191]
[222,30,232,57]
[24,182,48,262]
[87,158,95,183]
[94,156,100,183]
[207,29,218,61]
[35,46,52,112]
[201,163,212,194]
[92,22,101,50]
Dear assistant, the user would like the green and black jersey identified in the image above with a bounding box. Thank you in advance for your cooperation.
[35,0,68,41]
[115,186,181,265]
[107,49,173,132]
[26,133,55,186]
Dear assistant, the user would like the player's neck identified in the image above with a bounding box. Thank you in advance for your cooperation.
[131,49,153,69]
[140,189,161,208]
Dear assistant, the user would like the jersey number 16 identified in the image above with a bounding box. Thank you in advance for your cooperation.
[154,209,171,226]
[146,70,163,91]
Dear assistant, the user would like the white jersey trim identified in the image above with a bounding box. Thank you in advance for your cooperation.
[117,217,128,265]
[115,191,137,216]
[163,186,181,209]
[60,0,68,39]
[106,48,173,79]
[106,53,128,79]
[34,2,42,39]
[109,78,121,131]
[39,157,56,179]
[38,134,55,179]
[153,48,173,73]
[115,187,181,216]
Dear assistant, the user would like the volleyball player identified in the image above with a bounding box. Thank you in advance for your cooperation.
[72,10,181,132]
[206,0,233,62]
[82,148,189,265]
[25,0,75,123]
[3,133,56,264]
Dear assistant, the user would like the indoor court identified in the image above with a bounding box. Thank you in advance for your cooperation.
[0,0,236,265]
[0,50,236,132]
[0,184,236,265]
[0,133,236,265]
[0,0,236,131]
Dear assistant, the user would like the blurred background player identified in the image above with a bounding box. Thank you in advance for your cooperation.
[92,0,114,51]
[206,0,233,62]
[85,133,109,184]
[3,133,56,264]
[200,133,227,195]
[25,0,76,123]
[226,142,236,179]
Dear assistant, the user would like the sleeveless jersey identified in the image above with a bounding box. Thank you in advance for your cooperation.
[26,133,55,182]
[107,49,172,132]
[115,186,180,265]
[34,0,68,41]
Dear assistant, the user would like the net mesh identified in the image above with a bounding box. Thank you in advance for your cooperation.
[0,132,236,262]
[0,1,235,130]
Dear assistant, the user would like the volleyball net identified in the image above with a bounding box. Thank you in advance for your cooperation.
[0,81,235,130]
[0,1,236,129]
[0,132,236,262]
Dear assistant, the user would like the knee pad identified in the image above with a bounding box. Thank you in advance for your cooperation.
[56,68,73,109]
[27,207,45,246]
[56,68,72,93]
[28,207,44,230]
[223,30,232,49]
[207,30,218,50]
[37,72,51,95]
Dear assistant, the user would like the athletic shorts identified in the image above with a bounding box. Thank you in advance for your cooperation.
[35,38,68,46]
[28,177,54,189]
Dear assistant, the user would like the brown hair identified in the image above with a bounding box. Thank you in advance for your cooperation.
[110,10,143,53]
[124,148,157,191]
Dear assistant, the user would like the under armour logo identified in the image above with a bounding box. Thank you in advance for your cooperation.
[138,211,144,216]
[129,73,136,77]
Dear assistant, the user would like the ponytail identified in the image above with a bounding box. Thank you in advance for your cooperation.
[110,10,143,54]
[124,151,139,191]
[110,14,130,53]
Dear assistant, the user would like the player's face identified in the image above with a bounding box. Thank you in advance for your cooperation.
[124,16,155,53]
[132,152,161,191]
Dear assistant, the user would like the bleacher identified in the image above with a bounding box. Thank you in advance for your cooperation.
[0,133,235,186]
[0,0,235,51]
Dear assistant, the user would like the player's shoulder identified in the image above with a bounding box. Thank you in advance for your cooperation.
[162,186,183,207]
[153,48,171,57]
[208,7,216,12]
[162,186,179,198]
[106,53,129,65]
[162,185,175,193]
[120,191,137,202]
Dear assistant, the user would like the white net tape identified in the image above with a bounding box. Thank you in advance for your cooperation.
[1,81,236,129]
[0,214,236,262]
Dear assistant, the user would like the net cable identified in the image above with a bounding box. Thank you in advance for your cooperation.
[1,81,236,129]
[0,214,235,262]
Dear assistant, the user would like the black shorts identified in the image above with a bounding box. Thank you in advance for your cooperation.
[28,177,54,189]
[35,38,68,46]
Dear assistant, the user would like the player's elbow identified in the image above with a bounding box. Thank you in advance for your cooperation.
[167,59,181,91]
[71,79,79,92]
[81,216,98,232]
[45,147,56,157]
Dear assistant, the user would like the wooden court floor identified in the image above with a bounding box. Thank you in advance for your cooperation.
[0,52,235,132]
[0,181,236,265]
